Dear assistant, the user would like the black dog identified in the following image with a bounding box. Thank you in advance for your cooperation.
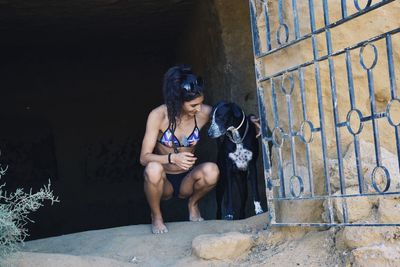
[208,101,271,220]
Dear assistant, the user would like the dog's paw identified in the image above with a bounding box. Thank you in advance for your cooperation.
[224,214,234,220]
[254,201,264,215]
[255,209,264,215]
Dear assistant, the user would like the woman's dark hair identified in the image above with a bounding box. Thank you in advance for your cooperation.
[162,64,204,128]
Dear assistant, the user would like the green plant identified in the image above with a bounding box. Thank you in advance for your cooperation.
[0,152,59,260]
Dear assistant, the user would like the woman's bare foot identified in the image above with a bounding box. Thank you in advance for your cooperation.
[188,201,204,222]
[151,214,168,234]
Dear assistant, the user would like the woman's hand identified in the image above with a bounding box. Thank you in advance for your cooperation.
[249,115,261,138]
[171,152,197,170]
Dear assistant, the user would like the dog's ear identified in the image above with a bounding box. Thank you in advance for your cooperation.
[230,102,243,118]
[214,100,227,109]
[212,101,228,115]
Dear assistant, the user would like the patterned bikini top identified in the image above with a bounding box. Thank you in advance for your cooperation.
[158,116,200,148]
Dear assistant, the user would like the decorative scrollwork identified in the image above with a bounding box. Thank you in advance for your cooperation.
[360,43,378,70]
[280,72,295,95]
[298,120,314,143]
[354,0,372,11]
[346,108,364,135]
[386,98,400,127]
[289,175,304,198]
[371,166,391,193]
[276,23,289,46]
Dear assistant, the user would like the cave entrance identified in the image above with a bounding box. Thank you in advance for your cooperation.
[0,0,260,239]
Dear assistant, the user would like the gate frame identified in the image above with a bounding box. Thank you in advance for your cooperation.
[248,0,400,227]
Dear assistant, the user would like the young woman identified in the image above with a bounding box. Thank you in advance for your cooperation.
[140,64,219,234]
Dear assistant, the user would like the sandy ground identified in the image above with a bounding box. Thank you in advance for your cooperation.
[4,214,345,267]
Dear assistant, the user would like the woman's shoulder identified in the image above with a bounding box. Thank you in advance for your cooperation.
[200,104,212,116]
[148,104,167,121]
[196,104,212,126]
[149,104,167,116]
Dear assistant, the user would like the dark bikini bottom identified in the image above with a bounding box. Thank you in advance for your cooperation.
[166,171,190,197]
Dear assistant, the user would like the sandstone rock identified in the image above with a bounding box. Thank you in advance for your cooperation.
[332,187,373,223]
[191,232,254,260]
[350,244,400,267]
[257,227,311,248]
[4,252,134,267]
[339,227,385,249]
[278,199,323,224]
[329,141,399,193]
[378,197,400,223]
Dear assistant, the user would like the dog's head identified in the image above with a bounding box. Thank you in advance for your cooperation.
[208,101,244,138]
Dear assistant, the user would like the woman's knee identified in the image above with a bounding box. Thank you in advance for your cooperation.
[144,162,164,184]
[202,162,219,185]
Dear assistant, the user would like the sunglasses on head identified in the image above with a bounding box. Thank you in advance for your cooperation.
[181,75,204,92]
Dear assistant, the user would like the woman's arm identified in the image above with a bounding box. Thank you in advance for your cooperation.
[140,109,170,166]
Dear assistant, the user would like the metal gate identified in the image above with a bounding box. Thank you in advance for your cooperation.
[249,0,400,226]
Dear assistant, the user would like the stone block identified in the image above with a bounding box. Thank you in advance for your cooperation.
[192,232,254,260]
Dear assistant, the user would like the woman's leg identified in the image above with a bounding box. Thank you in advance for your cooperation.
[179,162,219,221]
[143,162,173,234]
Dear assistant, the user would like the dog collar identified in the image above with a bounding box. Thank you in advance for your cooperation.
[227,119,249,144]
[227,111,246,132]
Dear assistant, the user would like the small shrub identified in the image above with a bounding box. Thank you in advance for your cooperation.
[0,152,59,260]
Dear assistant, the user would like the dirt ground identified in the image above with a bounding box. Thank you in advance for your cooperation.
[4,214,345,267]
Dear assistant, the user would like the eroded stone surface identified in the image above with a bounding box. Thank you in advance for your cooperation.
[339,227,400,249]
[378,197,400,224]
[329,141,400,193]
[192,232,254,260]
[350,244,400,267]
[332,186,374,223]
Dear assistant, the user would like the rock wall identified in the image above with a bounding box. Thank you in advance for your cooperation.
[177,0,258,114]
